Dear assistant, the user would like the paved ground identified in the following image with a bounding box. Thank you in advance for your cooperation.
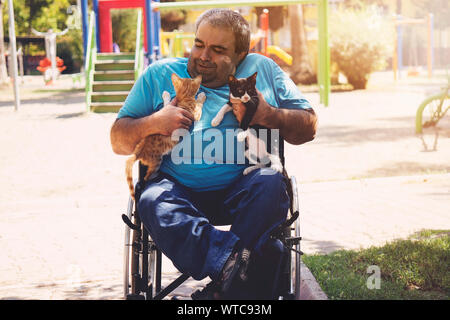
[0,72,448,299]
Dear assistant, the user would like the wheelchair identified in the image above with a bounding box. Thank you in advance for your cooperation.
[121,134,303,300]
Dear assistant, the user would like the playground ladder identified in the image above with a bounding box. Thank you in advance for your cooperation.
[89,52,135,113]
[85,9,144,113]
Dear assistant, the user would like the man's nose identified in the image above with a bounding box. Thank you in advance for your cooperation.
[199,47,211,61]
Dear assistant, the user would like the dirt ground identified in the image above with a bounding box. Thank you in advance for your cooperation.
[0,72,448,299]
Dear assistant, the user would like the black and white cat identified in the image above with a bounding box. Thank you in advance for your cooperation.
[211,72,283,175]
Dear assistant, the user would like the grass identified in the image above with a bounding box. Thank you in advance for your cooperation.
[302,229,450,300]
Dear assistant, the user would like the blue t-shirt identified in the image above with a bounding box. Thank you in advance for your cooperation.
[117,53,312,191]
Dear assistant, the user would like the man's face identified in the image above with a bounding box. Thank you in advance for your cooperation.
[187,22,246,88]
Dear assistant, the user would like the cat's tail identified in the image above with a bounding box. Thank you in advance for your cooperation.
[126,154,137,200]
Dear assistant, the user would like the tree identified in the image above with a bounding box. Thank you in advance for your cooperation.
[411,0,450,30]
[288,4,316,85]
[159,0,187,32]
[111,9,138,53]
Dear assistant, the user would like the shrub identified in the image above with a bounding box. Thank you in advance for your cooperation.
[330,6,394,89]
[111,9,138,53]
[57,29,83,74]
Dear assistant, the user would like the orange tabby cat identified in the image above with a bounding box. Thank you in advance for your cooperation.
[126,74,205,199]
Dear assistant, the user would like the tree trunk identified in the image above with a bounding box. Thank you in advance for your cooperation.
[0,0,10,84]
[288,4,316,85]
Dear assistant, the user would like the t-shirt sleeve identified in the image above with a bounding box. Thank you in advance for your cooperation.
[117,67,157,119]
[270,60,313,110]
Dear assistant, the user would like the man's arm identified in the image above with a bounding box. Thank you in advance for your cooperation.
[110,115,160,155]
[110,100,194,155]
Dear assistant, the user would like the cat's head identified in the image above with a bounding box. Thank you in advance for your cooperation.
[228,72,257,103]
[228,72,258,129]
[171,73,202,99]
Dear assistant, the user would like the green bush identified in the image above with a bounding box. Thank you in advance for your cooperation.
[57,29,83,74]
[330,6,394,89]
[111,9,138,53]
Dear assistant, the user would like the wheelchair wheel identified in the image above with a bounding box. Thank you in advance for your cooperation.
[145,234,158,299]
[292,217,301,299]
[123,197,134,299]
[290,176,301,299]
[123,195,159,300]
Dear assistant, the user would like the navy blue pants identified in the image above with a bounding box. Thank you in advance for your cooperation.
[138,168,289,281]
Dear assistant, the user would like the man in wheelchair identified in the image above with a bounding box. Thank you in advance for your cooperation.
[110,9,317,300]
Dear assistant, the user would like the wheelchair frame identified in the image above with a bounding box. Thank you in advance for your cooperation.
[122,136,303,300]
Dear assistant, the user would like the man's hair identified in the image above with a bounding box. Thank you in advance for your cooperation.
[195,9,251,56]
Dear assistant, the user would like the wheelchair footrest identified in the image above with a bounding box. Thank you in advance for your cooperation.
[285,236,302,246]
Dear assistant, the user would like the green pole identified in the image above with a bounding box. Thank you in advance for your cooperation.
[318,0,330,106]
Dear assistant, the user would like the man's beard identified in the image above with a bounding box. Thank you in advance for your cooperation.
[188,59,217,83]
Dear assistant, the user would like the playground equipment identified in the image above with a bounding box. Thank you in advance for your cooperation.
[31,28,69,82]
[250,9,293,66]
[160,31,195,58]
[36,57,66,84]
[393,13,434,80]
[85,10,145,112]
[267,46,293,66]
[92,0,151,54]
[415,66,449,135]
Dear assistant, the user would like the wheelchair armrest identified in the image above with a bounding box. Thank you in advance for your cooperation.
[290,176,299,216]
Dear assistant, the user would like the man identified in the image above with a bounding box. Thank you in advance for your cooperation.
[110,9,317,299]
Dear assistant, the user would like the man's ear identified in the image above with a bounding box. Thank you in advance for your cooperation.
[238,51,247,64]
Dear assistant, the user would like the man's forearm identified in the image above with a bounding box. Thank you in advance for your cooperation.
[110,115,160,155]
[259,106,317,145]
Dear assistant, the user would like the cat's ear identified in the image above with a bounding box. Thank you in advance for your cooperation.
[248,72,257,83]
[228,74,237,83]
[193,74,202,86]
[171,73,181,88]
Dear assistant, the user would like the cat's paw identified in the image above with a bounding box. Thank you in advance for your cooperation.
[270,162,283,173]
[237,131,247,142]
[162,91,171,106]
[197,92,206,104]
[211,116,222,127]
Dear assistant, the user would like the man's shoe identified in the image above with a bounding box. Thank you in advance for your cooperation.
[191,281,221,300]
[219,248,251,294]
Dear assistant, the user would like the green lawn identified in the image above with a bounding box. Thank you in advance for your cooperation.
[302,230,450,300]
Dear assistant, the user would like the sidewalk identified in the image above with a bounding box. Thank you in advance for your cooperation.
[0,74,448,299]
[300,174,450,255]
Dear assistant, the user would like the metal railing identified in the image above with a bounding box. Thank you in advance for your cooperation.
[134,9,145,81]
[85,11,97,111]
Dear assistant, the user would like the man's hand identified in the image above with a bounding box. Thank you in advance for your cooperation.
[229,89,317,145]
[228,89,274,127]
[110,97,196,155]
[154,97,195,136]
[249,89,272,127]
